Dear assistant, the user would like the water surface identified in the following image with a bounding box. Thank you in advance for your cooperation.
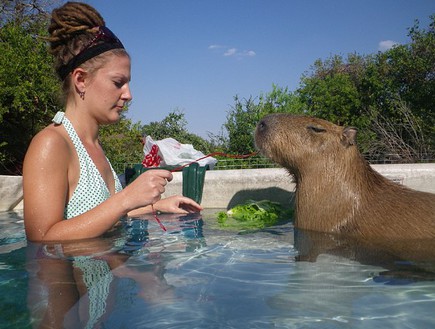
[1,210,434,329]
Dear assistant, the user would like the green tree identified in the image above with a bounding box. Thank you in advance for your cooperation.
[223,96,261,154]
[99,114,144,172]
[296,16,435,160]
[222,86,304,154]
[297,54,379,152]
[376,16,435,151]
[142,110,213,154]
[299,54,372,124]
[259,84,305,115]
[0,15,60,174]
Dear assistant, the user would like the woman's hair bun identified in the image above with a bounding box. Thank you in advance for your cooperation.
[47,1,105,64]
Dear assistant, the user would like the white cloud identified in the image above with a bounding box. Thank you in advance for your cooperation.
[208,44,225,50]
[378,40,399,52]
[224,48,237,56]
[208,44,256,59]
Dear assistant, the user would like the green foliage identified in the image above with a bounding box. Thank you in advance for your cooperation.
[99,114,144,168]
[296,16,435,159]
[299,55,365,125]
[3,3,434,175]
[222,86,305,155]
[223,96,261,154]
[297,54,377,152]
[142,110,213,154]
[260,84,305,114]
[216,200,293,231]
[0,19,61,174]
[222,14,435,161]
[378,16,435,150]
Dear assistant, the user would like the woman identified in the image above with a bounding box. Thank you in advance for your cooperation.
[23,1,202,242]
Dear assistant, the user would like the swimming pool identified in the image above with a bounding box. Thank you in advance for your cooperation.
[1,210,435,329]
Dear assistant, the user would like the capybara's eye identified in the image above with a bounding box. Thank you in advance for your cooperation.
[307,125,326,133]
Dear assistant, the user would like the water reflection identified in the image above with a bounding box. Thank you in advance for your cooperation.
[19,211,435,328]
[26,213,204,329]
[294,228,435,283]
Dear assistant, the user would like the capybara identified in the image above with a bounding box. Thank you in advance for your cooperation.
[255,113,435,240]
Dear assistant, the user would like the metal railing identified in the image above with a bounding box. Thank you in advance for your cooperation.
[113,156,280,174]
[114,154,434,174]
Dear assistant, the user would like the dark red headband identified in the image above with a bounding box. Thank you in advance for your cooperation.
[58,26,125,80]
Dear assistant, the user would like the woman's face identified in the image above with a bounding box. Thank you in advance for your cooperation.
[86,53,132,125]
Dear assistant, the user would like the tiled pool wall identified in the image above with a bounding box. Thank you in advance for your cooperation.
[1,164,435,212]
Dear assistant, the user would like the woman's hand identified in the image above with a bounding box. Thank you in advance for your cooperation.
[121,170,173,211]
[153,195,203,214]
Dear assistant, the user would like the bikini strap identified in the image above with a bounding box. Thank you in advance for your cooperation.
[53,111,88,157]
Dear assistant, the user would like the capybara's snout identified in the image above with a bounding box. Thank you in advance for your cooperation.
[255,118,267,144]
[255,115,273,137]
[254,114,279,151]
[254,117,269,154]
[256,118,267,135]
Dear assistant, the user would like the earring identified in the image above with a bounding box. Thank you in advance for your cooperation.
[79,91,85,100]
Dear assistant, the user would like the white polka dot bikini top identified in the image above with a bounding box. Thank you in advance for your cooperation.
[52,112,123,219]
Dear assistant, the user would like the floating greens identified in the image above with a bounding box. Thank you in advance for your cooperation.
[216,200,293,230]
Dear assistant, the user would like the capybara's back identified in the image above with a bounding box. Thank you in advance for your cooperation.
[255,113,435,239]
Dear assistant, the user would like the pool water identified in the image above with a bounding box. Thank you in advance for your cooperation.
[1,210,435,329]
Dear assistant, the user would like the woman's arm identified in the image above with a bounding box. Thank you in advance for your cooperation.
[127,195,203,217]
[23,128,172,242]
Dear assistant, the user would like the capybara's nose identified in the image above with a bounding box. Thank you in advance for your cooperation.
[257,119,267,134]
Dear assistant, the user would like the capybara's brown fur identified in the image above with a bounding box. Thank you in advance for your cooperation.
[255,113,435,240]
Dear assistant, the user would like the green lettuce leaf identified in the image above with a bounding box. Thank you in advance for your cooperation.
[216,200,293,230]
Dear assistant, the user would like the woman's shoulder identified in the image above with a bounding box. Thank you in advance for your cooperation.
[26,124,73,163]
[33,124,69,146]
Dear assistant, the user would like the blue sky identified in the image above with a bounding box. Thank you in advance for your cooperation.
[85,0,434,139]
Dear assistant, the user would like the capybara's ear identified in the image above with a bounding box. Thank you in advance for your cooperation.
[341,127,358,146]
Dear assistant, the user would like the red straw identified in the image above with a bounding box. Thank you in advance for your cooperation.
[151,204,167,231]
